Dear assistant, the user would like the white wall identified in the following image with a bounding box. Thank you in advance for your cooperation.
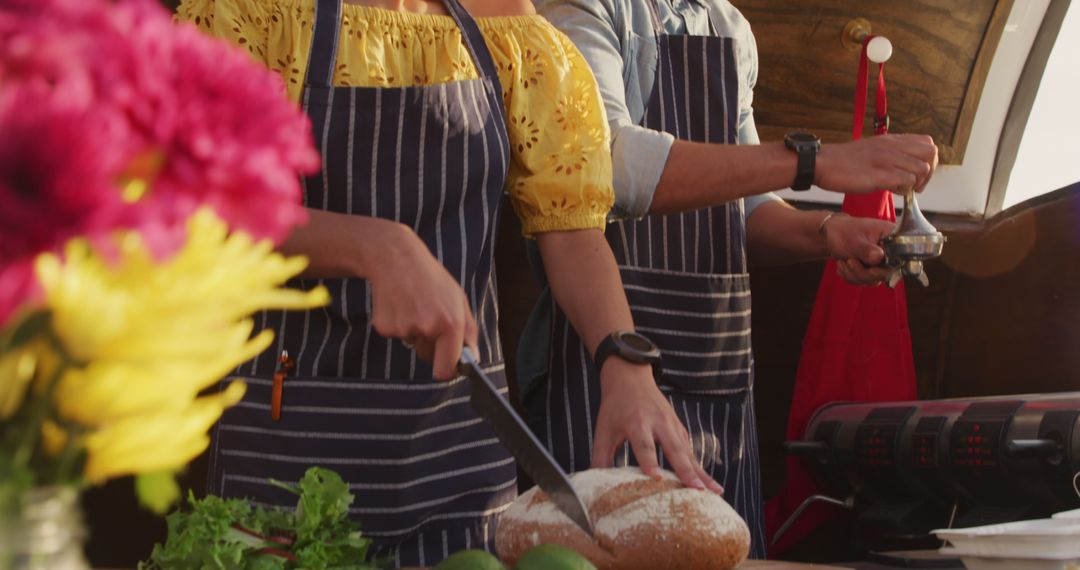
[1004,0,1080,210]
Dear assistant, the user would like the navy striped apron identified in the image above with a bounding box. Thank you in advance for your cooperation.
[206,0,515,565]
[527,0,766,558]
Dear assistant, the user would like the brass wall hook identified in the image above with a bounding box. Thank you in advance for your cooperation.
[842,17,894,63]
[842,17,873,50]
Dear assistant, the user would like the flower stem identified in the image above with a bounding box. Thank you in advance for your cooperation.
[50,422,85,486]
[10,354,68,483]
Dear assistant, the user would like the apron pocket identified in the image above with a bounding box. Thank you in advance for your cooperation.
[209,372,517,544]
[618,265,753,393]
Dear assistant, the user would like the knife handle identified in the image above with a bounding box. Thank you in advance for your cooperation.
[459,346,480,372]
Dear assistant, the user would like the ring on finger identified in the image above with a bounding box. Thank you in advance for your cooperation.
[401,337,417,350]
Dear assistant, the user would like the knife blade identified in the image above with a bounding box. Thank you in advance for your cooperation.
[458,347,594,536]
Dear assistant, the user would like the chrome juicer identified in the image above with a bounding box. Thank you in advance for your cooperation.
[881,188,947,287]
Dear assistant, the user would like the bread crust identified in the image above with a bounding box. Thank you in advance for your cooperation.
[496,467,750,570]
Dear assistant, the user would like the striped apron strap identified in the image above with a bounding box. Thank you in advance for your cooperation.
[645,0,721,36]
[643,0,664,31]
[306,0,342,87]
[441,0,505,110]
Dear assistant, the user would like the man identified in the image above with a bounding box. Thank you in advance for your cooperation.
[523,0,939,557]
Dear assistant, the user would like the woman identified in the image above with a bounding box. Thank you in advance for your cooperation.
[177,0,717,565]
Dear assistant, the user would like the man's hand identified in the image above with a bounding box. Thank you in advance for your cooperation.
[366,221,478,380]
[591,358,724,494]
[821,213,895,286]
[816,134,939,195]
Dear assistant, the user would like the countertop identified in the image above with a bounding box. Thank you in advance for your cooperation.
[739,562,850,569]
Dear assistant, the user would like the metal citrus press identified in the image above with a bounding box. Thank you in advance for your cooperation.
[880,187,946,287]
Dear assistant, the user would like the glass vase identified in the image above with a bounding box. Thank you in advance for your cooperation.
[0,486,91,570]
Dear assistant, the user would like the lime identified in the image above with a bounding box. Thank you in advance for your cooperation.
[434,549,507,570]
[514,544,596,570]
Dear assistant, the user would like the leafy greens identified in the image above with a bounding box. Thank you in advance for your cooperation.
[140,467,379,569]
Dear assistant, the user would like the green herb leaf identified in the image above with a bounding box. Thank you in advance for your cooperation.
[136,471,182,515]
[142,467,378,569]
[295,467,353,538]
[292,467,371,568]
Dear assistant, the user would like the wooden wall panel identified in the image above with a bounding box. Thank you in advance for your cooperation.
[917,186,1080,398]
[730,0,1012,164]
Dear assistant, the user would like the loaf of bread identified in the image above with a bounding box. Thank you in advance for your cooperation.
[496,467,750,570]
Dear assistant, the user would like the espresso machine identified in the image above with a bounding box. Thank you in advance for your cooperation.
[778,392,1080,558]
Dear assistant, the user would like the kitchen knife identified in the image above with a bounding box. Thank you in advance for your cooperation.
[458,347,594,536]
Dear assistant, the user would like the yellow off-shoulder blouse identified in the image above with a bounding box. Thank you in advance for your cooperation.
[177,0,614,235]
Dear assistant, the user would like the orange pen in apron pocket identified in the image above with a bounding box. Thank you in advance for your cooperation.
[271,350,294,421]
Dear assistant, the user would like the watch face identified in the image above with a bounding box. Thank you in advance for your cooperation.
[618,332,656,353]
[786,132,818,145]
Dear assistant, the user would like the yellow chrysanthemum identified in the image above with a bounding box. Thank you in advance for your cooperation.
[38,381,247,484]
[81,381,246,482]
[33,209,328,428]
[16,209,328,484]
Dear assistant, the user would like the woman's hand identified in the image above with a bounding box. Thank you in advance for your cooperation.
[281,210,478,380]
[534,229,721,493]
[591,358,724,494]
[365,221,478,380]
[821,213,895,286]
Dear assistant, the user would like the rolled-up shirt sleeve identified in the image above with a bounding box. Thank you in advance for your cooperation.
[539,0,671,219]
[611,125,675,218]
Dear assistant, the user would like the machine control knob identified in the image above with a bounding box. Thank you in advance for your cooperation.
[784,440,831,458]
[1005,438,1063,464]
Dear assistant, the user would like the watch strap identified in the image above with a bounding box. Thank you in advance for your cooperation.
[792,144,816,191]
[785,133,820,191]
[593,334,621,377]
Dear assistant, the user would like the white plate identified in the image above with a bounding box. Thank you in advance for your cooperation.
[941,550,1080,570]
[1054,509,1080,520]
[933,519,1080,559]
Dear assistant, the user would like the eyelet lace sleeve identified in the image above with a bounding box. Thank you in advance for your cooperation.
[484,19,613,236]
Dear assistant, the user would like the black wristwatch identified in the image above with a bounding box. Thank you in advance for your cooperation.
[593,331,663,381]
[783,132,820,191]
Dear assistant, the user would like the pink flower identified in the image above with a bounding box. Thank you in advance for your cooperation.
[0,259,37,329]
[0,0,319,255]
[125,18,321,243]
[0,0,320,319]
[0,87,135,268]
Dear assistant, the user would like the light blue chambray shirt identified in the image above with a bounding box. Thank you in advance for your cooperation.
[535,0,781,218]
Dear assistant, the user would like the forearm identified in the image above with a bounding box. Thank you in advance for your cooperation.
[649,140,796,215]
[535,229,635,355]
[745,201,830,267]
[280,209,416,279]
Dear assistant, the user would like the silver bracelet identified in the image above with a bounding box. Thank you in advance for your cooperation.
[817,211,847,236]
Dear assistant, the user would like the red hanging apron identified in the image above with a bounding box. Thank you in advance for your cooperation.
[764,37,918,556]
